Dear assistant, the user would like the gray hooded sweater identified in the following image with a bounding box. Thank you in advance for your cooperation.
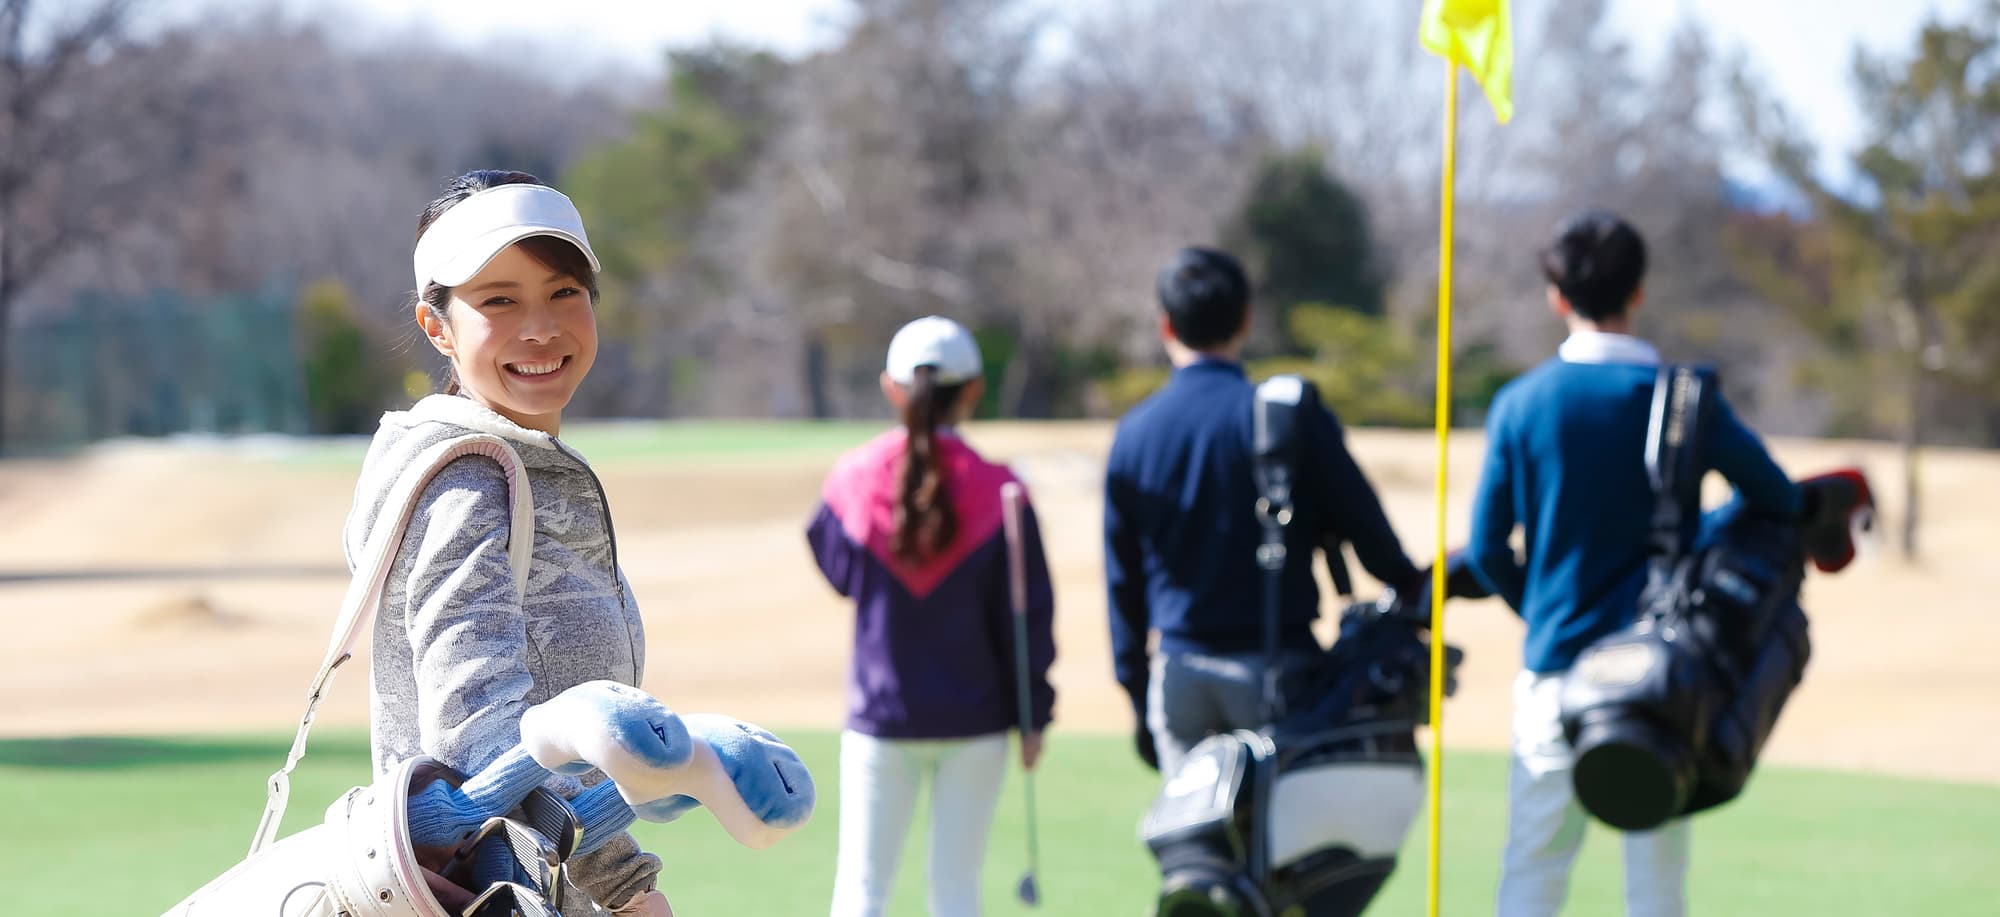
[343,394,658,908]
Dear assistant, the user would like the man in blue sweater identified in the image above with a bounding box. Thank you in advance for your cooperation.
[1469,211,1800,917]
[1105,247,1426,778]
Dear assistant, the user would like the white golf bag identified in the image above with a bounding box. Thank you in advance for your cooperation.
[168,755,591,917]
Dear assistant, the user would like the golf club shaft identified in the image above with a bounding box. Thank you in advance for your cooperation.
[1014,604,1040,872]
[1000,483,1041,878]
[1022,753,1040,868]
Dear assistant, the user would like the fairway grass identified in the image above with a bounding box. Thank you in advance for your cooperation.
[3,731,1994,916]
[260,419,886,468]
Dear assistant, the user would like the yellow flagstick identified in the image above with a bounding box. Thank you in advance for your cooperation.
[1419,3,1508,910]
[1427,59,1458,917]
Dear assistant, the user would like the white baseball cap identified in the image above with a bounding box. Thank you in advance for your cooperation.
[885,316,984,386]
[412,184,601,291]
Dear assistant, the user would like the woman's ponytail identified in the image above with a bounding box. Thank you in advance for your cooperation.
[890,365,965,561]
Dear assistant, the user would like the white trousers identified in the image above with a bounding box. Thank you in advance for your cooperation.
[1497,670,1690,917]
[829,730,1009,917]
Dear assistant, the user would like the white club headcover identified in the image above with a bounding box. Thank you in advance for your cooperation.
[518,683,815,850]
[626,714,816,850]
[519,681,694,777]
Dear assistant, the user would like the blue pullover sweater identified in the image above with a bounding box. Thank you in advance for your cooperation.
[1467,333,1801,673]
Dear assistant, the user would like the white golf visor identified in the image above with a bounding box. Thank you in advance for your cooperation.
[411,184,601,291]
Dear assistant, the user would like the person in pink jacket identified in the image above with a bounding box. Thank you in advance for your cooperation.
[807,316,1058,917]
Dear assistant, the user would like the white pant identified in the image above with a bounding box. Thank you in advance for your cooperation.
[830,730,1009,917]
[1497,671,1690,917]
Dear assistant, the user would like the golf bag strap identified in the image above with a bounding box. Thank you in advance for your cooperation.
[1320,534,1355,600]
[1253,375,1311,724]
[250,434,534,855]
[1644,364,1713,566]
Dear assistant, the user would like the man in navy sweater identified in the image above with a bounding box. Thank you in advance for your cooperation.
[1469,211,1800,917]
[1104,247,1425,778]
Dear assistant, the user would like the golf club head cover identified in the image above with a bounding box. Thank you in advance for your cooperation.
[1797,468,1872,573]
[514,683,811,849]
[567,716,816,853]
[406,680,691,848]
[519,681,696,779]
[405,745,555,848]
[576,714,812,849]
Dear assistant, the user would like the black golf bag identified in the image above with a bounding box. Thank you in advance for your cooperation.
[1139,376,1467,917]
[1140,594,1465,917]
[1557,365,1874,831]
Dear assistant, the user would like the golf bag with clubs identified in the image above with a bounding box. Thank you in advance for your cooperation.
[1557,364,1875,831]
[168,754,590,917]
[165,434,815,916]
[1139,376,1470,917]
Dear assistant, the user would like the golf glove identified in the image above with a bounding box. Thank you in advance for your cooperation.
[611,889,673,917]
[1134,723,1160,772]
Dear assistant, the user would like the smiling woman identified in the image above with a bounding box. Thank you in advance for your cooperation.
[411,171,602,433]
[336,170,674,914]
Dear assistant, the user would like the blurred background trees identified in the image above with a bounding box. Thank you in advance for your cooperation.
[1732,1,2000,554]
[3,0,1994,490]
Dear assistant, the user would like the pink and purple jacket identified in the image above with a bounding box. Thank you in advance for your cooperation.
[807,430,1057,740]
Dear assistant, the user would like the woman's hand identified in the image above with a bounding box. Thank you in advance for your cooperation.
[1020,730,1044,771]
[612,889,673,917]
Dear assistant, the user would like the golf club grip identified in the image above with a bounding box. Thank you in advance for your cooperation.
[1000,483,1034,735]
[1000,482,1043,901]
[1001,483,1028,620]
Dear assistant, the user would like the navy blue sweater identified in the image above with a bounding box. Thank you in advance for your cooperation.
[1468,355,1801,673]
[1104,360,1422,695]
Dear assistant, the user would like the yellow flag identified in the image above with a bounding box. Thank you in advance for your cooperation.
[1420,0,1514,123]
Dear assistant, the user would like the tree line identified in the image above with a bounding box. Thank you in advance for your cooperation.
[5,0,1997,499]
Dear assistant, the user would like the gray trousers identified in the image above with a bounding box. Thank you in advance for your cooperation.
[1146,649,1317,778]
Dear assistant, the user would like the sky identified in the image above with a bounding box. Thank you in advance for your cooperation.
[200,0,1979,182]
[1609,0,1977,172]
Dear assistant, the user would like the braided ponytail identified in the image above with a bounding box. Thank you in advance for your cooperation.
[890,365,968,561]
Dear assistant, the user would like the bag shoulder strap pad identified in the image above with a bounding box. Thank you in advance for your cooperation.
[1645,364,1717,563]
[1254,374,1312,516]
[1254,374,1355,589]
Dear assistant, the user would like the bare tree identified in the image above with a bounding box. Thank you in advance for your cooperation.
[3,9,629,446]
[0,0,150,452]
[713,0,1042,416]
[143,19,624,321]
[986,32,1263,402]
[1733,2,2000,555]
